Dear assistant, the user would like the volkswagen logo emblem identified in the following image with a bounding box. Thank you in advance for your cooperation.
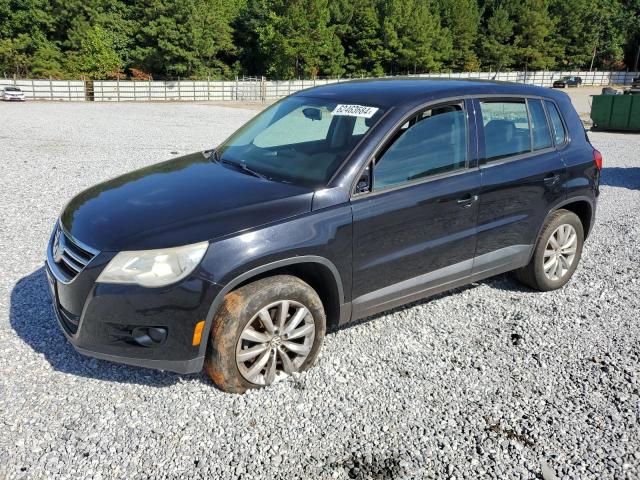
[52,230,64,263]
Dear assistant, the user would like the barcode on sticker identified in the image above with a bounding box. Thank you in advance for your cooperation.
[332,104,379,118]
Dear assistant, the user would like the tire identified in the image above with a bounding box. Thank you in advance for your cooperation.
[516,209,584,291]
[204,275,326,393]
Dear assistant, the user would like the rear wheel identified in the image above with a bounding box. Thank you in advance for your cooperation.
[516,209,584,291]
[204,275,326,393]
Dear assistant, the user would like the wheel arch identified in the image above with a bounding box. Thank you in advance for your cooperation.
[528,196,595,264]
[558,198,594,238]
[196,256,345,362]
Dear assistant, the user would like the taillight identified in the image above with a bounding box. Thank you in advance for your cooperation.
[593,149,603,171]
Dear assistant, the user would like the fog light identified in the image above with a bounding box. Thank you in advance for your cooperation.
[132,326,167,347]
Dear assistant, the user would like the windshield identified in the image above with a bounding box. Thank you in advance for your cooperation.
[216,96,385,187]
[4,87,20,91]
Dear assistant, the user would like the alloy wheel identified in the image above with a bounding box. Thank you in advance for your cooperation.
[235,300,315,385]
[543,224,578,281]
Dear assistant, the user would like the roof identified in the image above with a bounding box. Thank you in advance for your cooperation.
[296,78,563,109]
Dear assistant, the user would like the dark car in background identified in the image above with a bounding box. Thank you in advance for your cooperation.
[553,76,583,88]
[45,79,601,393]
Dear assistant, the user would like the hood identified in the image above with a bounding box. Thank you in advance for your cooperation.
[60,152,314,251]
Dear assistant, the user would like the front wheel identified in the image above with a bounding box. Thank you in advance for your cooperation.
[204,275,326,393]
[516,209,584,291]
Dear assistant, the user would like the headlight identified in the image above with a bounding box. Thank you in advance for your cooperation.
[97,241,209,287]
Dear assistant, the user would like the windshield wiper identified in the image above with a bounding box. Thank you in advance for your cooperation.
[220,157,269,180]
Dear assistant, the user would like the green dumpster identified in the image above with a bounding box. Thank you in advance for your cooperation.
[590,94,640,131]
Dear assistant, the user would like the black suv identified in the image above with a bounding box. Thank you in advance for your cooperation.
[46,79,601,393]
[552,76,583,88]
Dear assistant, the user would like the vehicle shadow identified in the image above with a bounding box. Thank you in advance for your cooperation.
[600,167,640,191]
[10,267,206,387]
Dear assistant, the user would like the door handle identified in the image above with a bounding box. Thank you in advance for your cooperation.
[544,173,561,186]
[456,194,478,207]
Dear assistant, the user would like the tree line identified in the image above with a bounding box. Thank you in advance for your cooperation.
[1,0,639,80]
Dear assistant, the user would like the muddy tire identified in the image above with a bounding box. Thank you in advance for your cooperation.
[204,275,326,394]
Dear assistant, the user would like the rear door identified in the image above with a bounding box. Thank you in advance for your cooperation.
[472,97,566,275]
[350,100,481,318]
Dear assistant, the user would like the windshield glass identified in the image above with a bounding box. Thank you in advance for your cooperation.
[216,96,385,187]
[4,87,20,91]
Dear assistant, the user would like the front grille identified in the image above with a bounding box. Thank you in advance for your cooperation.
[52,225,97,281]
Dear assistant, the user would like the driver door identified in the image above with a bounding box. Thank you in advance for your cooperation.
[350,100,481,319]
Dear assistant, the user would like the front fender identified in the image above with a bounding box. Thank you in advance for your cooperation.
[194,205,353,362]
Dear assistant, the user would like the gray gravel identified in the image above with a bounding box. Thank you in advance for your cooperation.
[1,102,639,480]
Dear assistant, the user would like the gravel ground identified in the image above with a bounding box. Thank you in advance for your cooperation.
[1,102,639,480]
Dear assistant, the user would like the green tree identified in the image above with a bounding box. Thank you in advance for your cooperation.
[479,5,515,71]
[0,0,60,76]
[551,0,627,69]
[588,0,626,69]
[65,25,122,78]
[379,0,452,75]
[512,0,561,70]
[29,33,63,77]
[624,0,640,70]
[237,0,344,78]
[0,35,31,77]
[132,0,237,78]
[439,0,480,70]
[329,0,385,77]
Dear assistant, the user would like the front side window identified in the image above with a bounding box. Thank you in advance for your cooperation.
[217,96,385,187]
[373,104,468,190]
[528,99,553,150]
[545,100,567,145]
[480,101,531,160]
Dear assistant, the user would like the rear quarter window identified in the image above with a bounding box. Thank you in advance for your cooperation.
[527,99,553,150]
[544,101,567,145]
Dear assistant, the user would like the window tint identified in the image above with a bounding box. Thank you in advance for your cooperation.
[217,96,386,187]
[374,104,467,189]
[528,99,553,150]
[480,101,531,160]
[545,101,567,145]
[254,105,333,147]
[353,116,370,136]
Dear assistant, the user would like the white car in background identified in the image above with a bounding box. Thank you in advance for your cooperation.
[1,86,26,101]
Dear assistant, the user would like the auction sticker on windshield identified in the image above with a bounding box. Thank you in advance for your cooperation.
[332,104,379,118]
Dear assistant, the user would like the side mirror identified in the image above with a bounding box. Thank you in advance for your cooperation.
[355,163,372,194]
[303,107,322,121]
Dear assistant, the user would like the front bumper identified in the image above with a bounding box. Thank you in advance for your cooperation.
[45,228,221,374]
[2,96,26,101]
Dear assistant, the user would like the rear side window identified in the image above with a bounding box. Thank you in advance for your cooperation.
[545,101,567,145]
[374,103,467,189]
[480,101,531,160]
[527,99,553,150]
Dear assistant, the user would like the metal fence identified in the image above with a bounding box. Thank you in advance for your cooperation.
[2,71,638,103]
[413,70,639,87]
[0,78,85,101]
